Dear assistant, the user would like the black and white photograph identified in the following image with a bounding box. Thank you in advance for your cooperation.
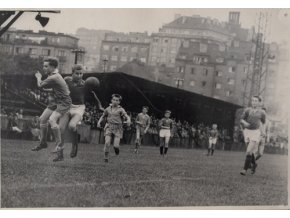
[0,4,289,209]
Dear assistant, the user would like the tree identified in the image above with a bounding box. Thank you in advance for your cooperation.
[0,54,43,75]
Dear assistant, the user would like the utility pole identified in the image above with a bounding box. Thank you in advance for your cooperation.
[71,49,85,64]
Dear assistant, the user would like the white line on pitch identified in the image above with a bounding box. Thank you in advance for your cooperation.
[4,177,205,190]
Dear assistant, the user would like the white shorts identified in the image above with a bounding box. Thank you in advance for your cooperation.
[243,129,261,143]
[69,104,85,117]
[209,137,217,145]
[159,129,171,138]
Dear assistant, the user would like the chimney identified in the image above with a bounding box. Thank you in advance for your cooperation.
[229,11,240,25]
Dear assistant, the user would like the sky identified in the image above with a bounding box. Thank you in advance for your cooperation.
[6,8,290,44]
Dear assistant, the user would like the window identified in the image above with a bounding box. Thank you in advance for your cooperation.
[121,56,127,62]
[110,65,117,71]
[226,90,233,97]
[229,66,236,73]
[113,46,119,52]
[216,71,223,77]
[213,95,220,99]
[154,38,159,43]
[16,47,24,54]
[203,68,208,76]
[190,80,195,86]
[216,57,224,63]
[215,83,222,89]
[58,50,66,56]
[29,48,37,55]
[151,57,157,62]
[103,45,110,51]
[102,55,109,60]
[227,78,235,85]
[111,55,118,61]
[191,68,195,75]
[200,43,207,53]
[202,81,207,87]
[42,49,50,56]
[140,58,147,63]
[122,47,128,52]
[243,67,248,74]
[178,66,185,73]
[164,39,169,43]
[131,47,138,52]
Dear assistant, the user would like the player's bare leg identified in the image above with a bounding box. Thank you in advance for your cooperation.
[31,108,52,151]
[159,137,164,156]
[104,135,112,163]
[49,111,63,155]
[164,136,170,156]
[113,136,121,156]
[68,114,82,158]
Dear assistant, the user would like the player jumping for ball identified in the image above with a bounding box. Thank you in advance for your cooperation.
[240,96,266,176]
[207,124,218,156]
[134,106,151,154]
[97,94,131,163]
[32,57,72,153]
[53,65,103,162]
[159,110,173,157]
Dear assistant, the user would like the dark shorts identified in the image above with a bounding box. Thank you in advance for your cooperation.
[55,97,72,114]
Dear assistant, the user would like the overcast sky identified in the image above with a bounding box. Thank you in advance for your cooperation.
[7,8,290,44]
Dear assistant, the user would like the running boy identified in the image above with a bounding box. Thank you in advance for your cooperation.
[158,110,174,157]
[207,124,218,156]
[134,106,151,154]
[97,94,131,163]
[240,96,266,175]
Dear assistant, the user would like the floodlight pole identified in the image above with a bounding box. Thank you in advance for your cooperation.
[0,11,24,37]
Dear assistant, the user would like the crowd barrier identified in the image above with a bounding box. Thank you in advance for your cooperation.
[0,115,287,155]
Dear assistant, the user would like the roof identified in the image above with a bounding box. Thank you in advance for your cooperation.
[163,16,232,36]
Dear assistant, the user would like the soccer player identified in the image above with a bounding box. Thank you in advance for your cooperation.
[158,110,174,157]
[240,96,266,176]
[53,64,103,162]
[97,94,131,163]
[256,107,269,161]
[31,57,72,152]
[207,124,218,156]
[134,106,151,154]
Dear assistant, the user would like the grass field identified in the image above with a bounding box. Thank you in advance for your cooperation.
[1,139,288,208]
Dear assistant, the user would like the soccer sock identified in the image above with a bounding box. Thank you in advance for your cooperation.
[211,149,214,155]
[251,154,256,165]
[255,154,261,161]
[164,147,168,154]
[104,151,109,159]
[160,146,163,155]
[207,148,210,155]
[40,123,48,144]
[51,126,61,146]
[243,155,252,170]
[71,131,78,145]
[114,147,120,155]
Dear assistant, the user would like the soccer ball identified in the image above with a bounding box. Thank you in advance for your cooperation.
[85,77,100,90]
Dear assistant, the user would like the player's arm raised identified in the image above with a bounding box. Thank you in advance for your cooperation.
[91,91,104,112]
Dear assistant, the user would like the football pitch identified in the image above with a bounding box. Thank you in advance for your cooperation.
[1,139,288,208]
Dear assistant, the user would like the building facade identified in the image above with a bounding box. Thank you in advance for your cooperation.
[75,28,113,71]
[99,32,151,72]
[0,29,79,74]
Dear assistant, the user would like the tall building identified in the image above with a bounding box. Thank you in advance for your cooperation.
[0,29,79,74]
[99,32,151,72]
[148,12,253,68]
[75,28,113,71]
[146,12,254,105]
